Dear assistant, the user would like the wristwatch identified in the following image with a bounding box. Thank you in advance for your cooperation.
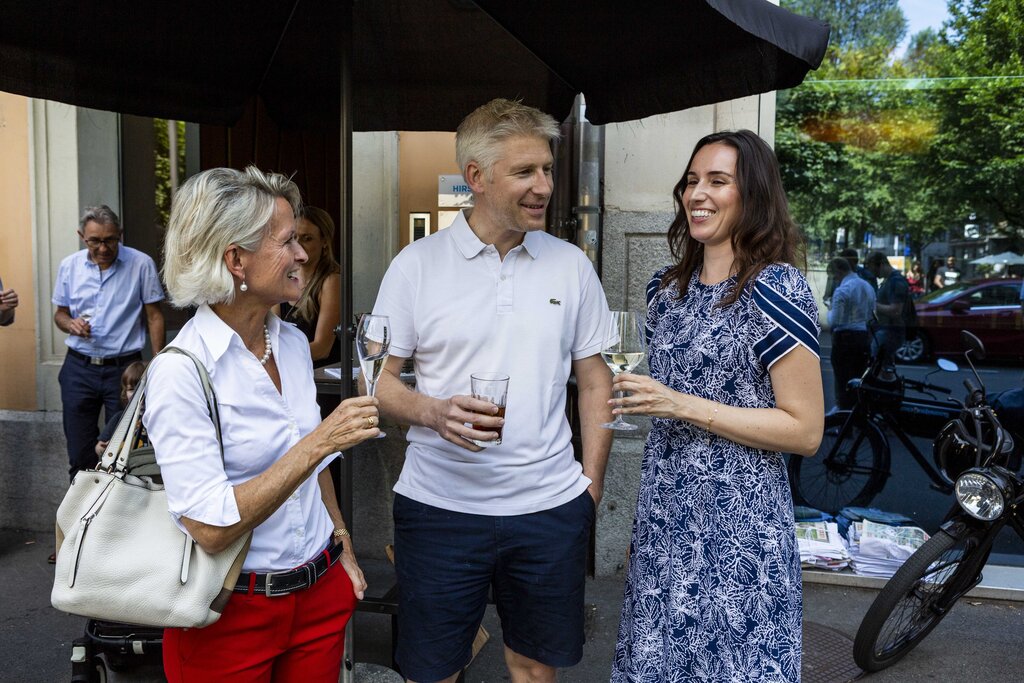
[332,528,351,543]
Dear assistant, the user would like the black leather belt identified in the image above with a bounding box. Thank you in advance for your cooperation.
[234,542,344,597]
[67,348,143,367]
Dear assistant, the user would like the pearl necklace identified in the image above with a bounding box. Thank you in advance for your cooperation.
[259,325,272,365]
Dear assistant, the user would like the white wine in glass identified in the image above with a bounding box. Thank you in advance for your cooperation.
[601,310,646,431]
[356,314,390,439]
[78,303,96,345]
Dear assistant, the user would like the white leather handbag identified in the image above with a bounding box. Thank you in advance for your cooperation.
[51,346,251,628]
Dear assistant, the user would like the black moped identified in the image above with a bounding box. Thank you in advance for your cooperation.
[853,331,1024,672]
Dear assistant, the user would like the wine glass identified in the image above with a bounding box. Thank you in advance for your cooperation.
[600,310,646,431]
[77,300,96,346]
[356,314,390,439]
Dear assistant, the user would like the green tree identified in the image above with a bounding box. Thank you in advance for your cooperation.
[778,0,956,257]
[927,0,1024,235]
[786,0,906,69]
[779,0,1024,256]
[903,28,942,73]
[154,119,186,228]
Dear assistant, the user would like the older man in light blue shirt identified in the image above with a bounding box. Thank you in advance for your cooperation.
[52,205,165,479]
[827,257,876,409]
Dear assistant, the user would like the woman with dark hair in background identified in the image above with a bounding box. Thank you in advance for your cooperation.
[906,260,925,298]
[610,130,824,682]
[281,206,341,367]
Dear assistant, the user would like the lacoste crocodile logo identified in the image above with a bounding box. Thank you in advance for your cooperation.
[549,298,561,305]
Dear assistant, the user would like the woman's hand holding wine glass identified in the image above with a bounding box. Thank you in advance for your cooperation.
[356,314,391,439]
[601,310,646,431]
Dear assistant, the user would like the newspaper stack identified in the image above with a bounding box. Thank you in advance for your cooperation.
[795,521,851,571]
[849,519,930,578]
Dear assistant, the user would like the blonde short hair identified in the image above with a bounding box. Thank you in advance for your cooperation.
[455,98,560,179]
[162,166,302,308]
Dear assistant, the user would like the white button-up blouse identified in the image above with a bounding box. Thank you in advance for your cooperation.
[143,305,336,573]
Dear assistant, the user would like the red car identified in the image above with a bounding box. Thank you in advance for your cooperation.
[897,278,1024,363]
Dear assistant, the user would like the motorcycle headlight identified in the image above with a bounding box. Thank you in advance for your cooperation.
[955,469,1013,521]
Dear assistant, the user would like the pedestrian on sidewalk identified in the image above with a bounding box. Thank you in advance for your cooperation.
[52,205,166,480]
[864,251,913,367]
[827,256,875,409]
[933,255,961,290]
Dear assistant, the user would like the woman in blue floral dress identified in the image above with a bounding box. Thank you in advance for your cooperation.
[610,130,824,682]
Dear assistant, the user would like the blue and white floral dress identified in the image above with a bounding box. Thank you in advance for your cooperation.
[611,264,820,683]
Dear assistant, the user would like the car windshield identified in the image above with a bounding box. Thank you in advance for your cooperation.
[918,282,974,305]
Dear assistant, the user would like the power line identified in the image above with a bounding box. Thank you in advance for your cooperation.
[799,75,1024,90]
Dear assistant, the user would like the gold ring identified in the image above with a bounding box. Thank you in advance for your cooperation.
[365,416,375,429]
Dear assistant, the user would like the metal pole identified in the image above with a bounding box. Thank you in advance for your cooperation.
[167,120,178,198]
[339,2,355,681]
[574,98,604,275]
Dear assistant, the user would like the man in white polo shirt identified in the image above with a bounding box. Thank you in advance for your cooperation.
[371,98,613,683]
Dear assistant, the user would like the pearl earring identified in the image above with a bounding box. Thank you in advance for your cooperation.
[240,281,248,292]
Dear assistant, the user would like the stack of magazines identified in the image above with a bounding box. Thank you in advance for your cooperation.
[847,519,930,578]
[795,520,851,571]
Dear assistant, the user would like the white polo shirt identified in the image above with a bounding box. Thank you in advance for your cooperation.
[373,211,611,515]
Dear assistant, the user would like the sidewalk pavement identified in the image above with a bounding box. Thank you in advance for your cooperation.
[2,527,1020,682]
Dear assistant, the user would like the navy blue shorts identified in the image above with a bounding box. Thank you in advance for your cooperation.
[393,491,595,682]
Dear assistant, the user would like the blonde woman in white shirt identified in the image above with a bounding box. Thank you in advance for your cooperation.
[144,166,379,682]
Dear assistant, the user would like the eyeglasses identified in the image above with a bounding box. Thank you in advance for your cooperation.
[83,237,120,249]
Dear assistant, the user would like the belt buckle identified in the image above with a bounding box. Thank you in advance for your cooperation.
[89,356,104,366]
[265,572,276,597]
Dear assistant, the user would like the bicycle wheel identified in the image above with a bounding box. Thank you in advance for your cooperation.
[788,411,889,514]
[853,523,991,672]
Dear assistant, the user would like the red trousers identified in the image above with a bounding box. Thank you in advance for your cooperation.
[164,560,356,682]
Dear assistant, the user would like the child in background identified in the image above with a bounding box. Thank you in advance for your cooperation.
[94,361,147,457]
[50,361,146,565]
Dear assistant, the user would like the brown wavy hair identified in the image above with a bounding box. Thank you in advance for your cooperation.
[119,361,146,404]
[662,130,805,306]
[288,206,340,325]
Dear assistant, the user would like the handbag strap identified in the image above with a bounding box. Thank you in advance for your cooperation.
[100,346,223,472]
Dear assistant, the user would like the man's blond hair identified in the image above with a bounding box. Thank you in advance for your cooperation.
[455,98,560,179]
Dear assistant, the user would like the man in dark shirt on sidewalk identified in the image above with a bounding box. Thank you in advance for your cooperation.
[864,251,911,366]
[933,255,962,290]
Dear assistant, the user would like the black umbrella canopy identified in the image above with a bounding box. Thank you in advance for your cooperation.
[0,0,829,563]
[0,0,828,131]
[476,0,830,126]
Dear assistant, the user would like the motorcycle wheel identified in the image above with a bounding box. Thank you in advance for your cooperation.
[852,524,991,672]
[788,411,889,515]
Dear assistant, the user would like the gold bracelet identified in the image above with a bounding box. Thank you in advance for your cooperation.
[332,528,350,542]
[706,407,719,432]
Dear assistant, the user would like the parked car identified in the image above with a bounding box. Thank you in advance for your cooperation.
[896,278,1023,363]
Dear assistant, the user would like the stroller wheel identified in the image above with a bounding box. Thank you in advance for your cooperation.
[92,656,109,683]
